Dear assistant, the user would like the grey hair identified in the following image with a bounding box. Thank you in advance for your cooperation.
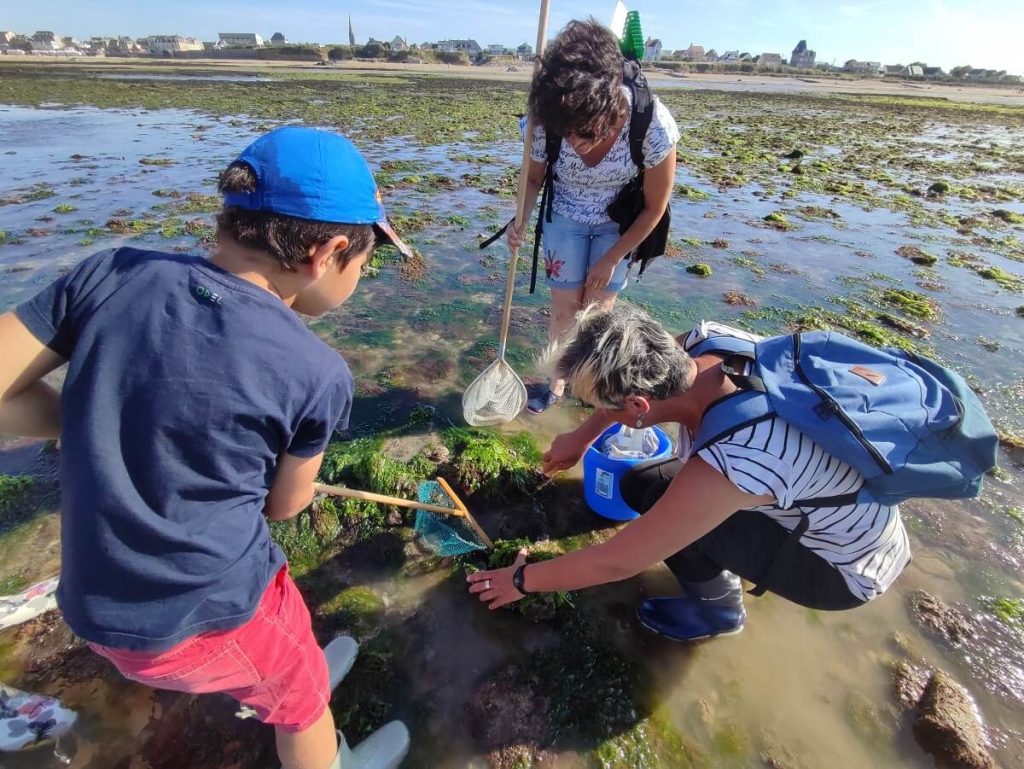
[541,304,697,409]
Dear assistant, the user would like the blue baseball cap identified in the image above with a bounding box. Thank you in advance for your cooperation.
[223,126,412,259]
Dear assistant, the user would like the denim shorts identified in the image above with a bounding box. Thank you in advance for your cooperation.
[541,211,630,292]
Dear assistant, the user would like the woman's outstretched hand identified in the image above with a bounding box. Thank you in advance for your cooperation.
[542,432,588,475]
[467,548,529,610]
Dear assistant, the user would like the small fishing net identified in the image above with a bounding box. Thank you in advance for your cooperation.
[462,357,527,427]
[413,480,489,557]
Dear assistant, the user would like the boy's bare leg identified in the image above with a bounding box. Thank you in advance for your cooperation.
[277,708,339,769]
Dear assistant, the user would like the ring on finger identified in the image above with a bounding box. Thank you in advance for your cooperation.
[484,579,491,590]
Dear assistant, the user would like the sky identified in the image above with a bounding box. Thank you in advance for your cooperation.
[3,0,1021,75]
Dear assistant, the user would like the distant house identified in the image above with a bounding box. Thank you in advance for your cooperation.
[844,60,882,74]
[704,48,718,62]
[719,50,740,62]
[923,66,945,77]
[438,39,481,55]
[0,31,15,45]
[32,30,59,44]
[644,37,663,61]
[144,35,204,55]
[516,42,533,60]
[790,40,816,68]
[683,44,705,61]
[906,64,923,77]
[105,36,146,56]
[486,43,507,55]
[218,32,264,48]
[391,36,408,52]
[270,32,287,46]
[758,53,784,67]
[739,52,753,61]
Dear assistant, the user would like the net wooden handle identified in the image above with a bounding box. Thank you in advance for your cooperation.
[499,0,551,356]
[313,482,464,517]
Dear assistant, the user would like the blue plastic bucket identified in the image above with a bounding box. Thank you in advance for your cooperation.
[583,424,673,521]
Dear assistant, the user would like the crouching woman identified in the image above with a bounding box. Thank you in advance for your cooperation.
[467,306,911,641]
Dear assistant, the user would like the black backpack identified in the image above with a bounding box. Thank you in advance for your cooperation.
[481,58,671,293]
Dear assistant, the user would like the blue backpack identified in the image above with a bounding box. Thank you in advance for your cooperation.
[690,331,999,506]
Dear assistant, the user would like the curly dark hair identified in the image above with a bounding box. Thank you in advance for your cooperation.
[528,19,628,140]
[215,161,377,272]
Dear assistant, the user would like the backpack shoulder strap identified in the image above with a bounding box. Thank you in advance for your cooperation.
[686,334,756,359]
[624,59,653,170]
[693,389,774,453]
[529,134,561,294]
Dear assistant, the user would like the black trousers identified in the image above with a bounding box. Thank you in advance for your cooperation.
[619,457,864,611]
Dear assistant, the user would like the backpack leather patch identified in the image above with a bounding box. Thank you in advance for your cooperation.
[850,365,886,386]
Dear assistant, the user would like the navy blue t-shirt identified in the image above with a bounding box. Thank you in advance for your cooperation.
[16,248,353,651]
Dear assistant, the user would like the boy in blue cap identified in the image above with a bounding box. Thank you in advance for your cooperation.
[0,127,411,769]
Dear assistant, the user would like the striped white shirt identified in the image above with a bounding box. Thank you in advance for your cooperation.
[678,322,911,601]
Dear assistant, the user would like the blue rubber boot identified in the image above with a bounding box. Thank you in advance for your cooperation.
[637,571,745,641]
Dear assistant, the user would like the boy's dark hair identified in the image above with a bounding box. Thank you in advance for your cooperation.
[528,19,628,141]
[216,161,376,272]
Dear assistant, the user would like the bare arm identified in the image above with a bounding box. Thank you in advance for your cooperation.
[597,150,677,266]
[0,312,64,439]
[468,457,772,608]
[265,451,325,521]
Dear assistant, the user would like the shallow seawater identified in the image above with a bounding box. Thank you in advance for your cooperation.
[0,96,1023,769]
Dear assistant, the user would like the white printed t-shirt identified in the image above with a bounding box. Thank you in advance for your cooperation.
[528,86,680,225]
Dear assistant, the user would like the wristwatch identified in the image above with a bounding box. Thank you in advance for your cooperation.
[512,564,533,596]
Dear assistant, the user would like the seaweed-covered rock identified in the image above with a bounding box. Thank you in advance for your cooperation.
[913,671,994,769]
[908,590,977,646]
[687,263,713,277]
[927,181,951,197]
[896,244,938,266]
[893,659,932,710]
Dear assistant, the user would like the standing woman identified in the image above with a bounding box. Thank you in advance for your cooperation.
[507,19,680,414]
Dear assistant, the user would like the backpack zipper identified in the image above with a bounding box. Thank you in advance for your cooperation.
[791,334,893,476]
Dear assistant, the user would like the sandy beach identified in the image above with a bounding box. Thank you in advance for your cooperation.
[8,55,1024,107]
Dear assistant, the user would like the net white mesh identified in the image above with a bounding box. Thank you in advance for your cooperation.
[462,359,528,426]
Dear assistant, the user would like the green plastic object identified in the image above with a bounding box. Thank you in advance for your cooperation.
[621,10,645,61]
[413,480,487,556]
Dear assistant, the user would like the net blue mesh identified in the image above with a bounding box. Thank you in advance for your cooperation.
[413,480,486,557]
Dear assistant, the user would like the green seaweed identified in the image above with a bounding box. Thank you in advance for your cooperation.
[988,597,1023,626]
[321,586,385,636]
[442,428,541,496]
[0,475,33,513]
[880,289,939,320]
[686,263,712,277]
[52,203,76,214]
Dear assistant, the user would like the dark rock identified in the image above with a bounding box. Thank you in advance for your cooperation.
[928,181,951,196]
[913,671,994,769]
[784,149,805,159]
[465,664,552,764]
[908,590,977,646]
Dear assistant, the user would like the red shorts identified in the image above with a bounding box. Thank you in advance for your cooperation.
[90,566,329,733]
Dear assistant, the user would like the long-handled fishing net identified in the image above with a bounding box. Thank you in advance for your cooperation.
[314,479,493,557]
[462,0,551,427]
